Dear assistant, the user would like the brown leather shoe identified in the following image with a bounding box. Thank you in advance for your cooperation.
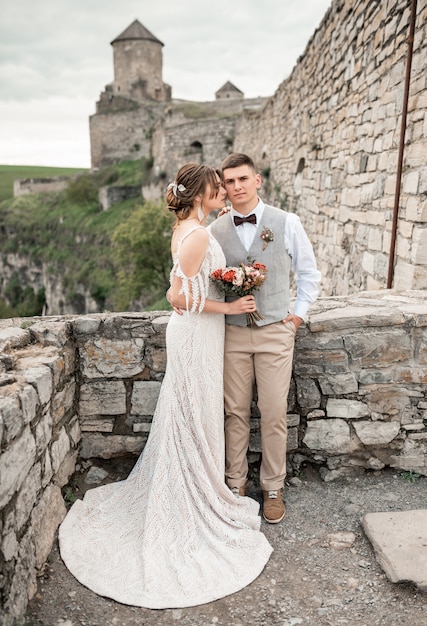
[262,489,285,523]
[230,485,246,497]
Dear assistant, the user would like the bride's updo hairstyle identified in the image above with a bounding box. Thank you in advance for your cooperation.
[166,163,219,227]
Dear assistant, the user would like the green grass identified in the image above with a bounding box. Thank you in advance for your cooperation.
[0,165,88,202]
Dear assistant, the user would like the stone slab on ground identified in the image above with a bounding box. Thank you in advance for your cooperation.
[362,509,427,591]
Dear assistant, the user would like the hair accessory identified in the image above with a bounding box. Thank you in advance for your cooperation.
[167,181,186,197]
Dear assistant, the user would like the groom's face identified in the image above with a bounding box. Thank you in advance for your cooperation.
[222,164,261,214]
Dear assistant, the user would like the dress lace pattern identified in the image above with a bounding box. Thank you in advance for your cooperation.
[59,228,273,608]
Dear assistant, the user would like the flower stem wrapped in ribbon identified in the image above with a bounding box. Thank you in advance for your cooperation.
[210,258,268,325]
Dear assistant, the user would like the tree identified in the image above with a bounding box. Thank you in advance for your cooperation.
[112,201,174,310]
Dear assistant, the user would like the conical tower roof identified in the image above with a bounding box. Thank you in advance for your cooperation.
[111,19,164,46]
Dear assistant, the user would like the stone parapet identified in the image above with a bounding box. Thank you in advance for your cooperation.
[0,290,426,623]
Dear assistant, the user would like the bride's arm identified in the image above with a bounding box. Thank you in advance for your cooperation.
[169,228,255,315]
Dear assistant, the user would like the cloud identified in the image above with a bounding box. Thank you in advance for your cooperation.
[0,0,332,166]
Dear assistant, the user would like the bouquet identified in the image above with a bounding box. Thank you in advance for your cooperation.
[210,259,268,325]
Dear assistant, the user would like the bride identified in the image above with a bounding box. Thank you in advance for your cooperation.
[59,163,273,609]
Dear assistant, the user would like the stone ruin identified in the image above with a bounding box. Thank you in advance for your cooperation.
[0,289,426,623]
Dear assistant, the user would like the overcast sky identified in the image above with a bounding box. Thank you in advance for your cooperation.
[0,0,332,168]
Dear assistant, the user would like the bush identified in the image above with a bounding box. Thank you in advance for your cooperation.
[66,175,98,204]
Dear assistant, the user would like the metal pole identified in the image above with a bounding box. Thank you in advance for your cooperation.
[387,0,418,289]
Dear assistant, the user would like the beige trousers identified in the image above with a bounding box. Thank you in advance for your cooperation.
[223,321,296,491]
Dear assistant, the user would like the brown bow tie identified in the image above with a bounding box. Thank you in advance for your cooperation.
[233,214,257,226]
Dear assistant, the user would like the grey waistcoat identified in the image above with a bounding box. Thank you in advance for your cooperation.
[210,205,291,326]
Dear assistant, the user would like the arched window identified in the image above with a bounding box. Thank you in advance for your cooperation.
[294,158,305,196]
[296,158,305,174]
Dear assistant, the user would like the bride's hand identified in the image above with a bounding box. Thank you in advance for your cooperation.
[167,288,184,315]
[217,205,231,218]
[227,295,256,315]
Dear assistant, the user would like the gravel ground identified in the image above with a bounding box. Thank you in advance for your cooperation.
[24,460,427,626]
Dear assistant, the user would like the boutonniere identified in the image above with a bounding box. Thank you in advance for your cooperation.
[261,226,274,251]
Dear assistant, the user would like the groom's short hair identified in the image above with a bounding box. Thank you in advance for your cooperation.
[221,153,257,173]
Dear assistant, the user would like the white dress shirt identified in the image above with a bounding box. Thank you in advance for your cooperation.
[231,199,321,319]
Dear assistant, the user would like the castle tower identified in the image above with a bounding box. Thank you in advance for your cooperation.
[110,19,171,102]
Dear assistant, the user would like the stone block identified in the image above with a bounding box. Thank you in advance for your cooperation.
[152,315,171,329]
[368,228,383,251]
[80,337,145,379]
[395,367,427,384]
[133,421,152,433]
[4,526,37,621]
[418,332,427,364]
[79,380,126,415]
[357,368,395,384]
[326,399,369,419]
[29,321,71,347]
[413,266,427,290]
[72,317,102,335]
[14,463,42,530]
[50,427,71,474]
[390,436,427,472]
[359,385,412,417]
[42,449,53,488]
[343,330,412,366]
[402,171,419,194]
[52,380,76,423]
[352,420,400,445]
[79,433,146,459]
[149,348,167,372]
[0,427,36,509]
[303,419,357,454]
[30,485,66,569]
[0,327,31,351]
[2,516,18,561]
[22,366,52,405]
[362,510,427,591]
[405,196,427,222]
[34,412,53,455]
[69,415,81,446]
[0,393,23,442]
[80,418,115,432]
[318,372,359,395]
[53,449,78,488]
[309,305,406,332]
[295,378,321,410]
[287,427,298,451]
[294,349,349,376]
[19,384,39,424]
[18,352,65,389]
[411,228,427,265]
[131,381,162,416]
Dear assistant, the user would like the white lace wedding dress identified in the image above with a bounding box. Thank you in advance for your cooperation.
[59,227,272,609]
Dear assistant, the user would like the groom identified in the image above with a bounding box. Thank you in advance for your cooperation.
[210,153,320,524]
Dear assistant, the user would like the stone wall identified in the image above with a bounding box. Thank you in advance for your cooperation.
[233,0,427,294]
[13,177,74,197]
[150,97,266,181]
[98,184,141,211]
[1,289,427,623]
[88,0,426,294]
[89,105,161,168]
